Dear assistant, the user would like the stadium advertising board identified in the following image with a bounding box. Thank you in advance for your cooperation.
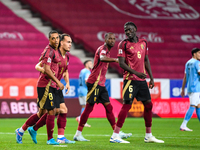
[0,78,38,99]
[152,98,196,118]
[170,79,188,98]
[0,78,110,99]
[0,99,38,118]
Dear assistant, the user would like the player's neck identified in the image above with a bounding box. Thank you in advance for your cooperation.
[49,43,57,50]
[129,36,138,43]
[85,67,90,70]
[59,48,66,57]
[106,45,112,51]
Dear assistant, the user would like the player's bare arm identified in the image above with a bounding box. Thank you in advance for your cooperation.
[144,55,154,89]
[181,74,186,97]
[63,70,70,94]
[44,63,64,90]
[118,57,146,79]
[100,55,118,63]
[35,61,44,74]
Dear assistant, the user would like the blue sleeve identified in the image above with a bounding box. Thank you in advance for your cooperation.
[184,63,187,74]
[195,61,200,73]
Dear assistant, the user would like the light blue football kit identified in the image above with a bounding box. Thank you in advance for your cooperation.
[185,58,200,93]
[180,58,200,131]
[78,68,91,97]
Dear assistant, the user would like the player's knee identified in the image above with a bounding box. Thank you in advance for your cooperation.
[60,105,68,114]
[55,108,60,116]
[144,101,153,110]
[105,103,113,113]
[37,109,46,118]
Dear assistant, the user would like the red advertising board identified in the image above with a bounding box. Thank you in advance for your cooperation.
[152,98,196,118]
[0,78,38,99]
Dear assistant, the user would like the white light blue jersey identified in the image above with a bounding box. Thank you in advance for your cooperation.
[185,58,200,93]
[78,68,91,96]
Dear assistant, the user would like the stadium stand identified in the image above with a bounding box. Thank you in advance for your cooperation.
[0,2,83,78]
[18,0,200,78]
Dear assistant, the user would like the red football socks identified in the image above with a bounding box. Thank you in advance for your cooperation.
[104,103,116,130]
[46,114,55,140]
[144,102,153,128]
[78,103,94,131]
[33,113,47,131]
[116,104,131,128]
[57,113,67,135]
[22,113,40,131]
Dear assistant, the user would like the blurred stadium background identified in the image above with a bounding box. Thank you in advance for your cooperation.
[0,0,200,118]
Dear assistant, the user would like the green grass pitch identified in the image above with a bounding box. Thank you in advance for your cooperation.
[0,118,199,150]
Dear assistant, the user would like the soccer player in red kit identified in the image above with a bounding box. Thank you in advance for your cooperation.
[73,32,132,141]
[15,30,64,145]
[110,22,164,143]
[27,34,75,144]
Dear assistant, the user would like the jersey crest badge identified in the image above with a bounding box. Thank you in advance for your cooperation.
[119,49,122,54]
[141,44,144,50]
[47,57,52,63]
[101,50,106,54]
[130,46,134,49]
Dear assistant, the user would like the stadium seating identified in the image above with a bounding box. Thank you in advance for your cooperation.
[0,2,84,78]
[18,0,200,78]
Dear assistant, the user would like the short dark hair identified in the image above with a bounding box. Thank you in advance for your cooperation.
[84,60,91,66]
[60,33,70,41]
[48,30,58,38]
[124,22,137,31]
[191,48,200,56]
[104,32,114,40]
[58,33,71,48]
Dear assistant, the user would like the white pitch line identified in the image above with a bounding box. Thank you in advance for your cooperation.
[1,132,200,139]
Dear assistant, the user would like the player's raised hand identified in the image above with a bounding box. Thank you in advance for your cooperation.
[149,79,154,89]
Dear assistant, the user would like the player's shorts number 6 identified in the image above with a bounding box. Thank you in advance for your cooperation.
[129,85,133,93]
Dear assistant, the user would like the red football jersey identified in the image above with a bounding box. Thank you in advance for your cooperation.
[87,44,109,86]
[57,49,69,81]
[117,39,148,81]
[37,45,60,88]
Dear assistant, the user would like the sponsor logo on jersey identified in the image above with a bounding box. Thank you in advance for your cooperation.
[119,49,122,54]
[47,57,52,63]
[101,50,106,54]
